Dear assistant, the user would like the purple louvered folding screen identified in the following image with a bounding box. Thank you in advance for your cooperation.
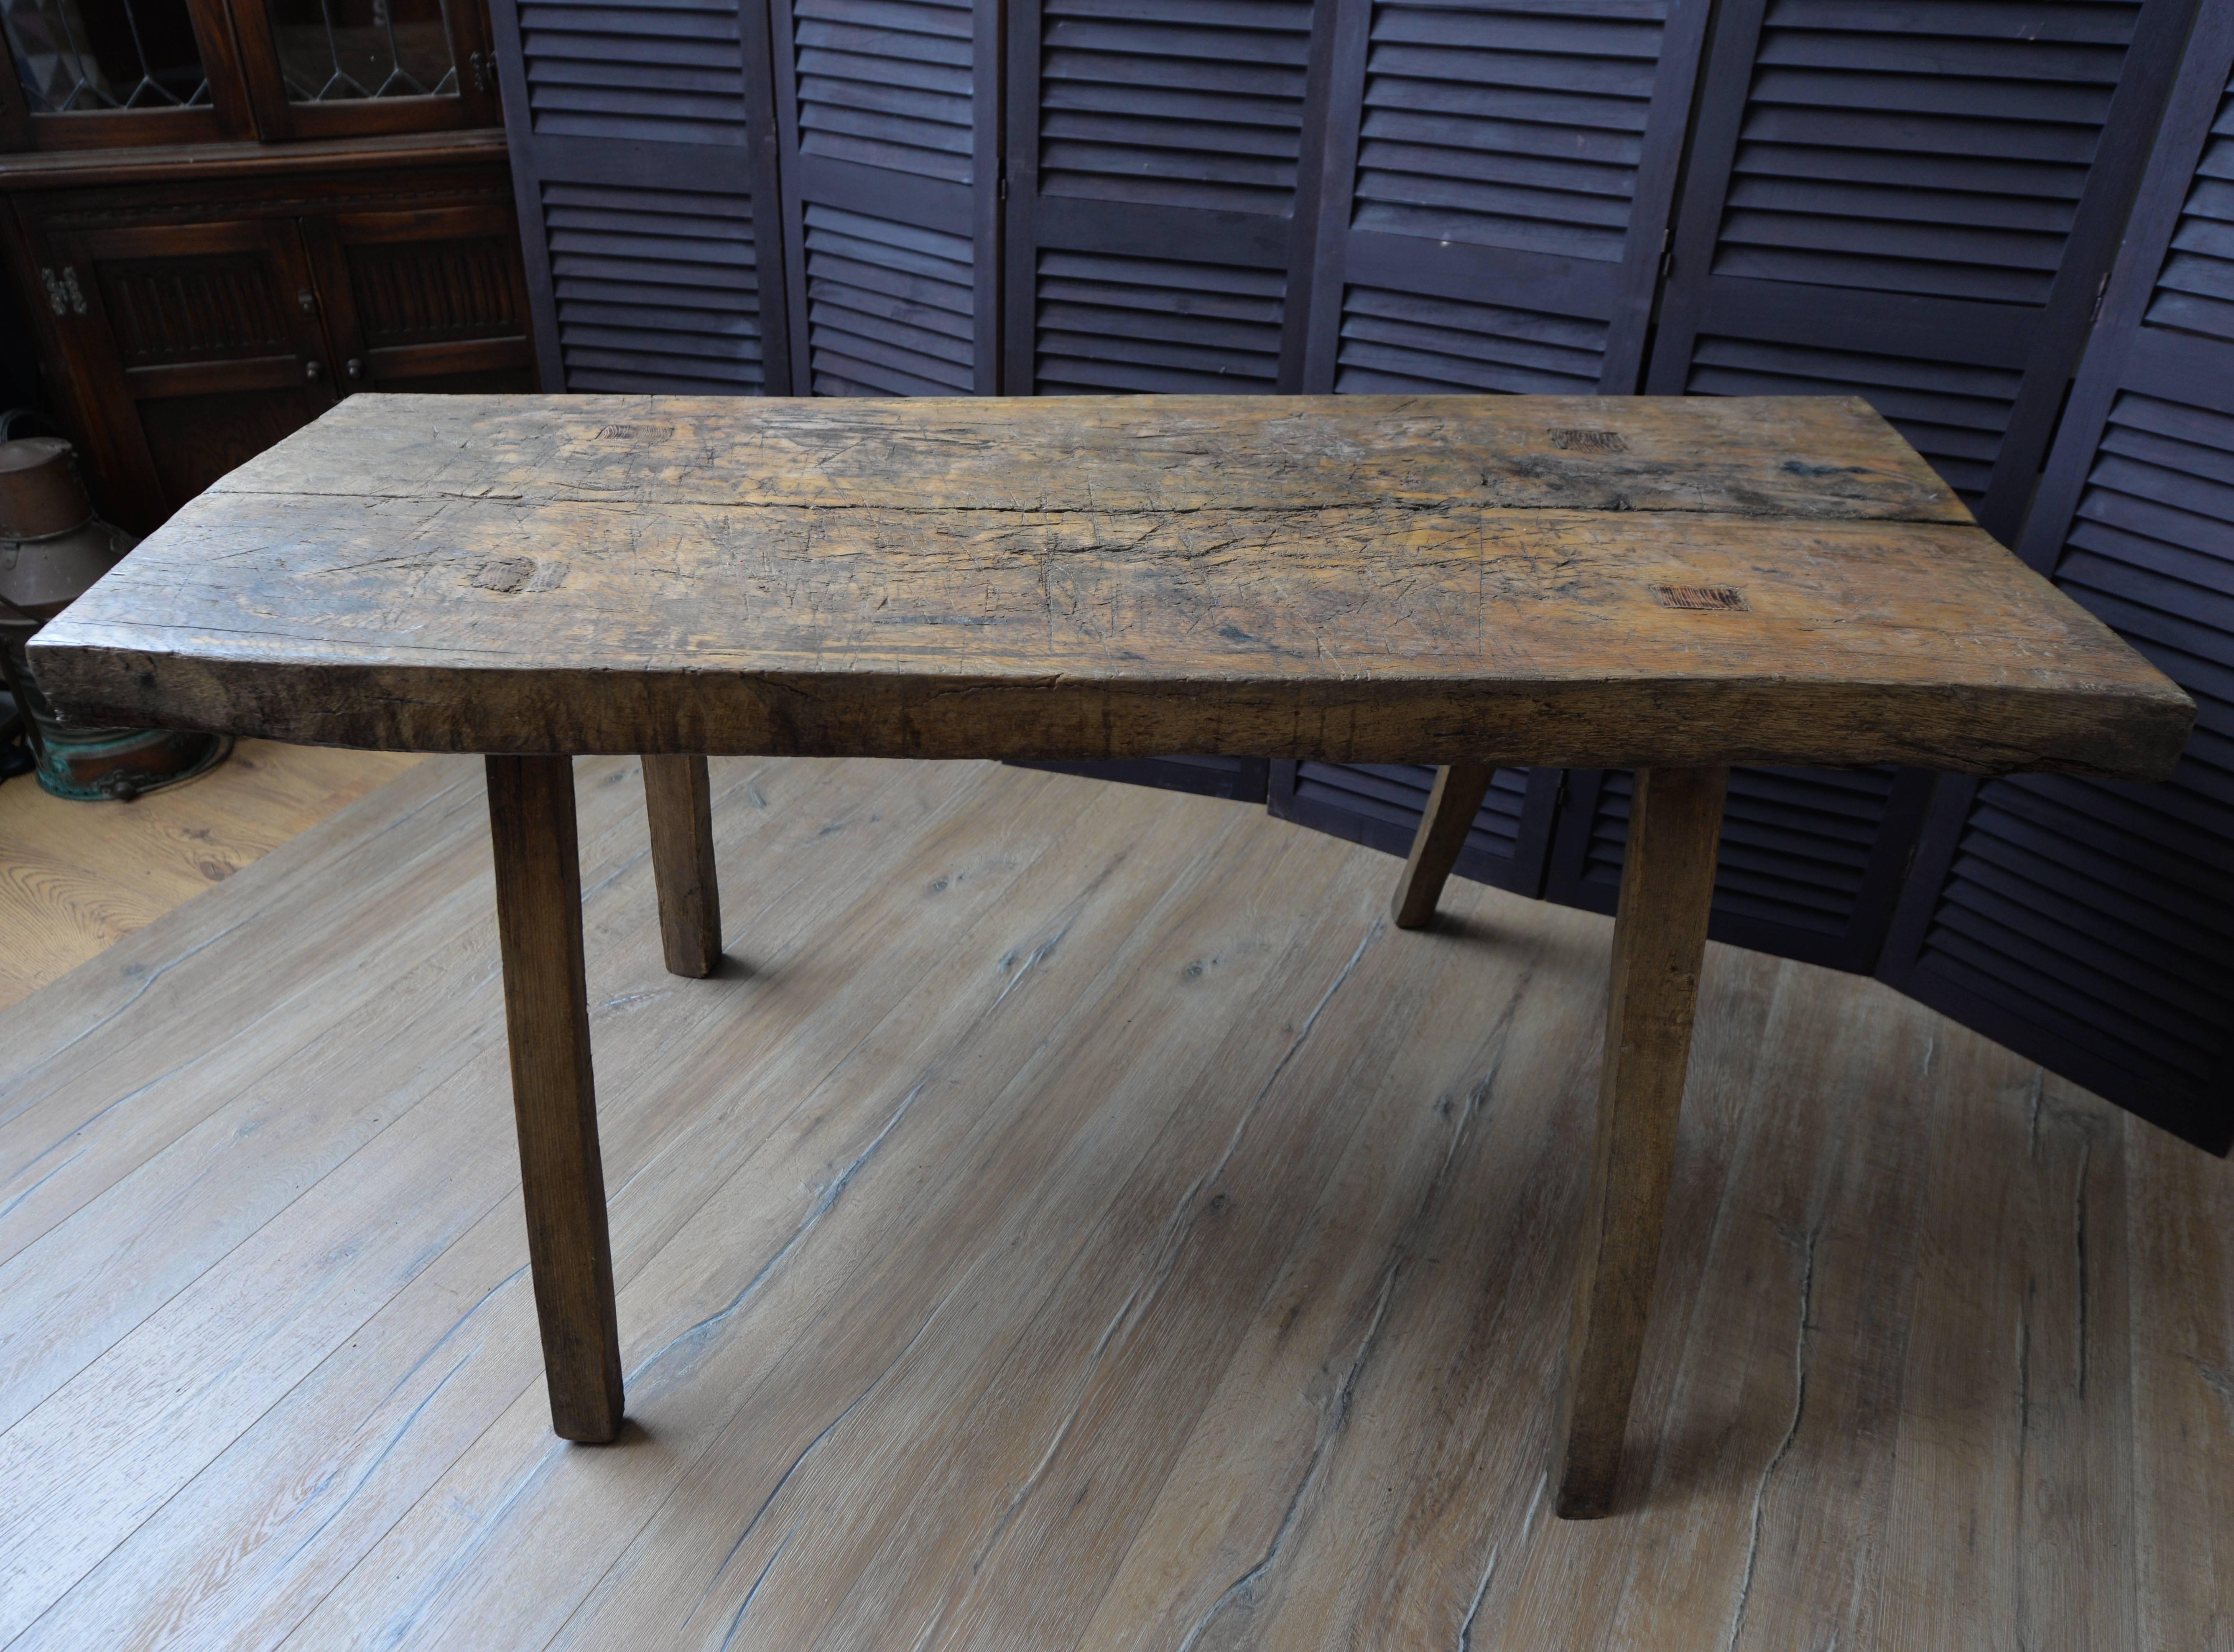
[1880,5,2234,1150]
[770,0,998,397]
[487,0,793,393]
[1542,0,2203,974]
[484,0,2234,1149]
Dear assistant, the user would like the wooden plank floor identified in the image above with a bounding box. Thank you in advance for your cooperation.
[0,754,2228,1650]
[0,740,422,1012]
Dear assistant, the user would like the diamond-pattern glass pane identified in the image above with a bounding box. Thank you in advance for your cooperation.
[2,0,209,111]
[269,0,455,102]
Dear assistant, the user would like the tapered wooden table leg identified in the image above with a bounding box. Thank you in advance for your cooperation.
[1554,764,1727,1518]
[642,754,723,978]
[486,754,626,1443]
[1391,761,1495,928]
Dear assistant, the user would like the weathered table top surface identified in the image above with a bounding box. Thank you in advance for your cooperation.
[32,394,2191,776]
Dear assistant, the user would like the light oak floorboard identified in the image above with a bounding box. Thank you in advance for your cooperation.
[0,754,2227,1650]
[0,739,421,1012]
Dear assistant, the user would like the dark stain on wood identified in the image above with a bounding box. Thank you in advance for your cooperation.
[1548,428,1628,453]
[1654,585,1750,612]
[470,557,536,594]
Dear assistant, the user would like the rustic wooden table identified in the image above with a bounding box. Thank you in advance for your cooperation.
[32,393,2190,1521]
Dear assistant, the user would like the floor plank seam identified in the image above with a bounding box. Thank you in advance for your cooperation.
[3,932,500,1275]
[1165,919,1515,1651]
[0,913,262,1130]
[1127,919,1385,1346]
[619,852,1096,1409]
[624,1072,935,1390]
[0,774,488,1211]
[673,813,1341,1650]
[675,1278,972,1651]
[248,1292,550,1650]
[0,1092,529,1637]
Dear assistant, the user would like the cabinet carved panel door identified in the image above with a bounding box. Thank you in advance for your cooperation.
[25,183,537,529]
[1,0,525,534]
[299,203,535,392]
[44,217,340,526]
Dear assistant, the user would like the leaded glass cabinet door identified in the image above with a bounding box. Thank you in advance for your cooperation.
[228,0,500,137]
[0,0,505,146]
[0,0,251,143]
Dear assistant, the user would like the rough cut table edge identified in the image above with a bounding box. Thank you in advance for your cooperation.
[26,647,2195,781]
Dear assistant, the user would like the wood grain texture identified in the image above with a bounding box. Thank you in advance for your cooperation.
[485,754,624,1443]
[1390,760,1495,928]
[641,754,722,978]
[30,394,2190,777]
[0,740,421,1011]
[0,754,2230,1647]
[1556,764,1728,1518]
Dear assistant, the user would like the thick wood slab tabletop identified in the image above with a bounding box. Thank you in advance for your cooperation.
[32,394,2191,776]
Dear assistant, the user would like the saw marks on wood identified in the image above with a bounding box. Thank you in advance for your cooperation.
[0,754,2227,1650]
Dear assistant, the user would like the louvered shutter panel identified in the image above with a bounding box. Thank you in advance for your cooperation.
[488,0,793,394]
[1033,251,1289,392]
[1642,0,2196,529]
[1267,763,1559,898]
[1881,8,2234,1153]
[1003,0,1333,397]
[1547,0,2202,976]
[1542,766,1935,970]
[1299,0,1715,396]
[999,0,1337,801]
[1256,0,1713,891]
[769,0,999,397]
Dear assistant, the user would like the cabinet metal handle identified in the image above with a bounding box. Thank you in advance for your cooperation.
[346,358,363,382]
[41,267,86,316]
[304,360,324,382]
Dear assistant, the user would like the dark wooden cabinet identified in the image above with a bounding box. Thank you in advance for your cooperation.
[0,0,499,153]
[1,0,532,531]
[2,141,533,528]
[50,214,341,518]
[300,203,531,392]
